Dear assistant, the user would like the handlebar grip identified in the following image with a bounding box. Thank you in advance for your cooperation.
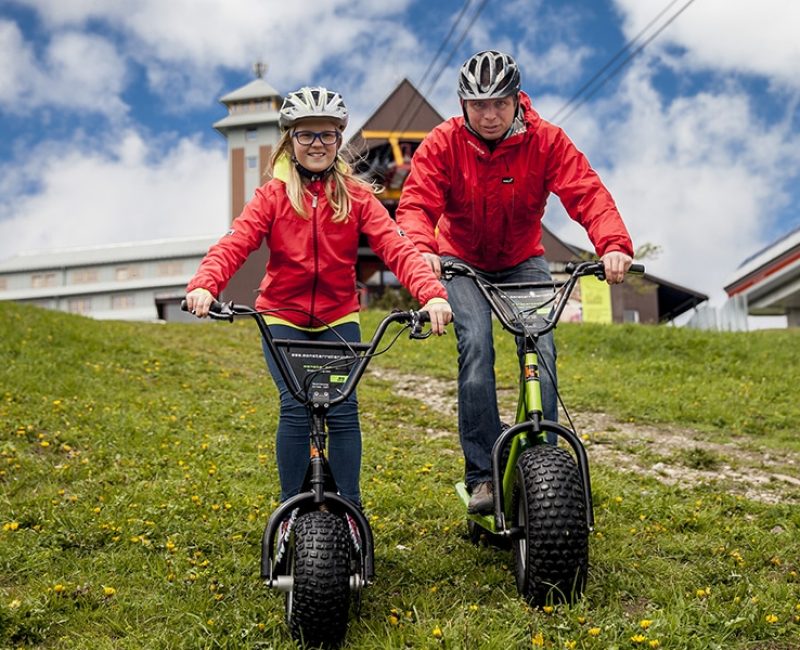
[416,310,431,323]
[629,263,645,274]
[180,298,225,314]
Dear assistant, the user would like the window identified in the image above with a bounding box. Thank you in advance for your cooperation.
[32,272,57,288]
[157,261,183,276]
[72,268,98,284]
[246,128,257,141]
[0,277,7,291]
[115,266,140,281]
[111,294,136,310]
[246,155,258,169]
[623,309,640,324]
[68,298,92,314]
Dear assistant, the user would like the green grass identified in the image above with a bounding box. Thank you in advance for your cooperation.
[1,302,799,649]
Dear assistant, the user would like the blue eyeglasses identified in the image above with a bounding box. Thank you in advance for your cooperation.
[292,130,341,146]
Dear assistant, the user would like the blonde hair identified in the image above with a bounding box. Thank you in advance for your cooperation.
[268,130,376,224]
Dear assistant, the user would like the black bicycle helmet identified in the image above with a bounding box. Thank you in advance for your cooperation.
[457,50,520,100]
[278,86,349,131]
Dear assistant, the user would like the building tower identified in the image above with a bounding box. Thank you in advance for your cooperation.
[212,63,282,304]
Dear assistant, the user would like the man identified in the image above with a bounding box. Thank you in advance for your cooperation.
[396,50,634,514]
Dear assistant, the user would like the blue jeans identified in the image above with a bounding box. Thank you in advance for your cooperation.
[262,322,362,506]
[443,256,558,489]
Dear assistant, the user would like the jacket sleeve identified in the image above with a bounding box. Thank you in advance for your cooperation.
[545,129,634,258]
[394,130,452,255]
[186,185,273,297]
[357,191,448,305]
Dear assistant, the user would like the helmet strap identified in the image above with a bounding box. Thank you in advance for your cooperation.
[291,155,336,182]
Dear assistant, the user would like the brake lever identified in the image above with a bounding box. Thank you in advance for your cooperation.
[409,326,433,340]
[409,311,433,340]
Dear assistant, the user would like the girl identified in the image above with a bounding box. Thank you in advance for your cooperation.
[185,86,451,507]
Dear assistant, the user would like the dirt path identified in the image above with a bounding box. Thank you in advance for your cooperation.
[368,366,800,505]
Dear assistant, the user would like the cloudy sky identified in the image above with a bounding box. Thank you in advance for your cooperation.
[1,0,799,307]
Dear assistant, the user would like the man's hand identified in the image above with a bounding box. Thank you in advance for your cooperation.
[421,298,453,335]
[600,251,633,284]
[422,252,442,278]
[185,288,215,317]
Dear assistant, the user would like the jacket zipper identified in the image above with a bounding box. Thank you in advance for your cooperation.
[309,192,319,327]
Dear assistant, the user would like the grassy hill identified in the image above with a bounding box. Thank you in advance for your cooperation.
[1,302,799,649]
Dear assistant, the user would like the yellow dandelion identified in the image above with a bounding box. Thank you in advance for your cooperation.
[564,641,576,649]
[770,557,781,566]
[3,522,19,531]
[588,627,601,637]
[649,641,661,649]
[207,619,214,626]
[639,619,653,629]
[103,586,116,597]
[9,599,21,609]
[53,584,65,594]
[40,441,50,448]
[166,540,176,552]
[614,496,623,503]
[630,634,647,644]
[532,631,545,647]
[765,614,778,624]
[577,616,586,624]
[432,626,443,639]
[543,605,554,614]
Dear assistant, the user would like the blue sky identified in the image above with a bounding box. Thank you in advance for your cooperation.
[1,0,799,306]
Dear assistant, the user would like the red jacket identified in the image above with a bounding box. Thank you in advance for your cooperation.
[187,175,447,328]
[395,92,633,271]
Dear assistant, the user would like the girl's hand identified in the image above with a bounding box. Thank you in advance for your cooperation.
[185,288,215,318]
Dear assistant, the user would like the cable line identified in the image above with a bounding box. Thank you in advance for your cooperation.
[551,0,697,124]
[391,0,489,136]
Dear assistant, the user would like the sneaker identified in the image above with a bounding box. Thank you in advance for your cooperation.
[467,481,494,515]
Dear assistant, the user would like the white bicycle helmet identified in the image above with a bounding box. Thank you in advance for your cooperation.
[457,50,520,100]
[278,86,349,131]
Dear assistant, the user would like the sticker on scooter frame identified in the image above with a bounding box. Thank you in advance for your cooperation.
[274,507,299,564]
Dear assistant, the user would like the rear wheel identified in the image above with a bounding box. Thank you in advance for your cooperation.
[511,446,588,606]
[286,511,351,648]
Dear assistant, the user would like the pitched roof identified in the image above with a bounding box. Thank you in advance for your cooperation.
[0,236,218,273]
[349,78,445,149]
[219,78,281,104]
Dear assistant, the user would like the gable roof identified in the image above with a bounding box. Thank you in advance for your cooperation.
[349,78,444,149]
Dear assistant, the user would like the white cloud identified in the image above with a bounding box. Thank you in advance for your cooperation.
[0,19,127,117]
[9,0,419,109]
[613,0,800,88]
[0,132,227,260]
[0,19,38,103]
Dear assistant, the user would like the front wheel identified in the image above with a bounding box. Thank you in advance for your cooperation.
[511,446,589,606]
[286,511,352,648]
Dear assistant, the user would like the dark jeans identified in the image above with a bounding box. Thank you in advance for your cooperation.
[262,322,362,506]
[443,256,558,489]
